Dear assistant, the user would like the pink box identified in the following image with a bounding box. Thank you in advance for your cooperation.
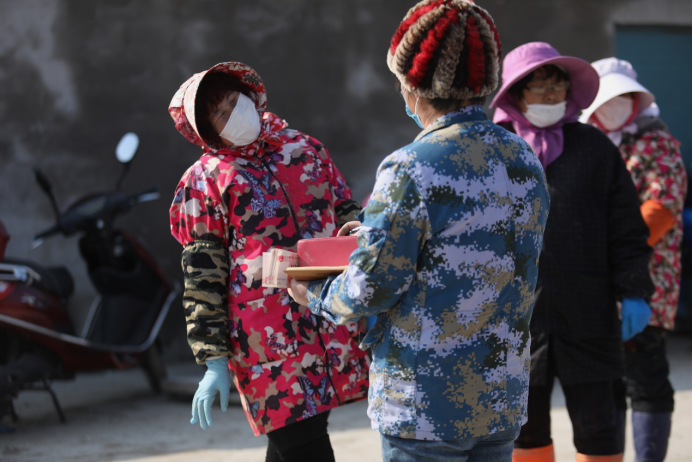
[297,235,358,267]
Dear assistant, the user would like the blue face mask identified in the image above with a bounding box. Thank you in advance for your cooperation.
[402,91,424,129]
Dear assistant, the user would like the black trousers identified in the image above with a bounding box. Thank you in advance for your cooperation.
[613,326,675,413]
[265,411,334,462]
[515,339,621,455]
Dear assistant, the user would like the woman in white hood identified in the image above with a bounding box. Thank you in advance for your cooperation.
[581,57,687,462]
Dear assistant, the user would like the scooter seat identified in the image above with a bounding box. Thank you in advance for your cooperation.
[3,259,74,299]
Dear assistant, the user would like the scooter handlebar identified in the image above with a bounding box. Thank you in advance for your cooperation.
[113,186,159,211]
[132,186,159,204]
[33,224,61,246]
[103,187,159,219]
[32,186,160,245]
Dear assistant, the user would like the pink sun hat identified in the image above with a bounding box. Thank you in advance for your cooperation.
[490,42,599,110]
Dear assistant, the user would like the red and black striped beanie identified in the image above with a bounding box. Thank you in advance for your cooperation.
[387,0,501,100]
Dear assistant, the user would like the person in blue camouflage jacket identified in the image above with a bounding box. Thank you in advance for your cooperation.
[289,1,550,460]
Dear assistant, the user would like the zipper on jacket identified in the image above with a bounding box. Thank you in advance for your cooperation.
[258,156,343,405]
[259,157,302,238]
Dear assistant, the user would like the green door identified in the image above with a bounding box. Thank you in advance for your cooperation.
[616,26,692,176]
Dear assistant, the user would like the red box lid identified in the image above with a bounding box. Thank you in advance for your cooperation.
[297,235,358,267]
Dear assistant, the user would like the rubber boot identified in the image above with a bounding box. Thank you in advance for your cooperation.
[614,408,627,454]
[632,411,671,462]
[513,444,555,462]
[575,453,623,462]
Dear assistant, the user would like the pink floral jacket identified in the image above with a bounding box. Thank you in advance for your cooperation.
[620,124,687,330]
[168,62,369,435]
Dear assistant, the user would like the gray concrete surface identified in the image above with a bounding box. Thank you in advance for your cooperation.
[0,334,690,462]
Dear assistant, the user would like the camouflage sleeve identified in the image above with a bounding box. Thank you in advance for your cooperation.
[335,199,362,227]
[181,240,231,365]
[639,131,687,217]
[306,157,431,324]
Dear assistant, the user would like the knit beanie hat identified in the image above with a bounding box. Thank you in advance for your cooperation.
[387,0,501,100]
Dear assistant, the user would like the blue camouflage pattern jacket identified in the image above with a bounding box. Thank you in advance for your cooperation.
[306,105,550,441]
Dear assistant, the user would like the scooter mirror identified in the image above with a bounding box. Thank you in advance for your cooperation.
[33,166,61,219]
[115,133,139,164]
[34,167,53,194]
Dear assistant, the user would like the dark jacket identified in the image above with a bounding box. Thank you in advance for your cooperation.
[501,121,654,385]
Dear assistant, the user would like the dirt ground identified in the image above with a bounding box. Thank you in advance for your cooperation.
[1,334,690,462]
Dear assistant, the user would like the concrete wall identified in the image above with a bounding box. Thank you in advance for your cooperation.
[1,0,690,360]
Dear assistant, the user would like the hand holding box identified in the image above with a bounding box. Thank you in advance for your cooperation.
[262,248,298,288]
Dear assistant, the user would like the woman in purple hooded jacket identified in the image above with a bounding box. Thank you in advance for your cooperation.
[490,42,655,462]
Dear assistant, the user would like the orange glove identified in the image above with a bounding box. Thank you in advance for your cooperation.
[641,199,675,246]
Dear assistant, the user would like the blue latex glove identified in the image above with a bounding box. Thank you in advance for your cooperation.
[621,298,652,341]
[191,357,230,429]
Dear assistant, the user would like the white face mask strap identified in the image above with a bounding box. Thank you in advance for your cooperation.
[414,96,420,117]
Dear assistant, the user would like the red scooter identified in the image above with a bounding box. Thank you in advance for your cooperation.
[0,133,179,427]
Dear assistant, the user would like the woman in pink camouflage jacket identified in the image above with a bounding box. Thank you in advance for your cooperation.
[168,61,370,462]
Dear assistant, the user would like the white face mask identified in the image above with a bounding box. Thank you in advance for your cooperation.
[594,95,633,131]
[219,92,261,146]
[522,101,567,128]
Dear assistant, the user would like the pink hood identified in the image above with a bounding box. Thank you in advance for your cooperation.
[168,61,288,157]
